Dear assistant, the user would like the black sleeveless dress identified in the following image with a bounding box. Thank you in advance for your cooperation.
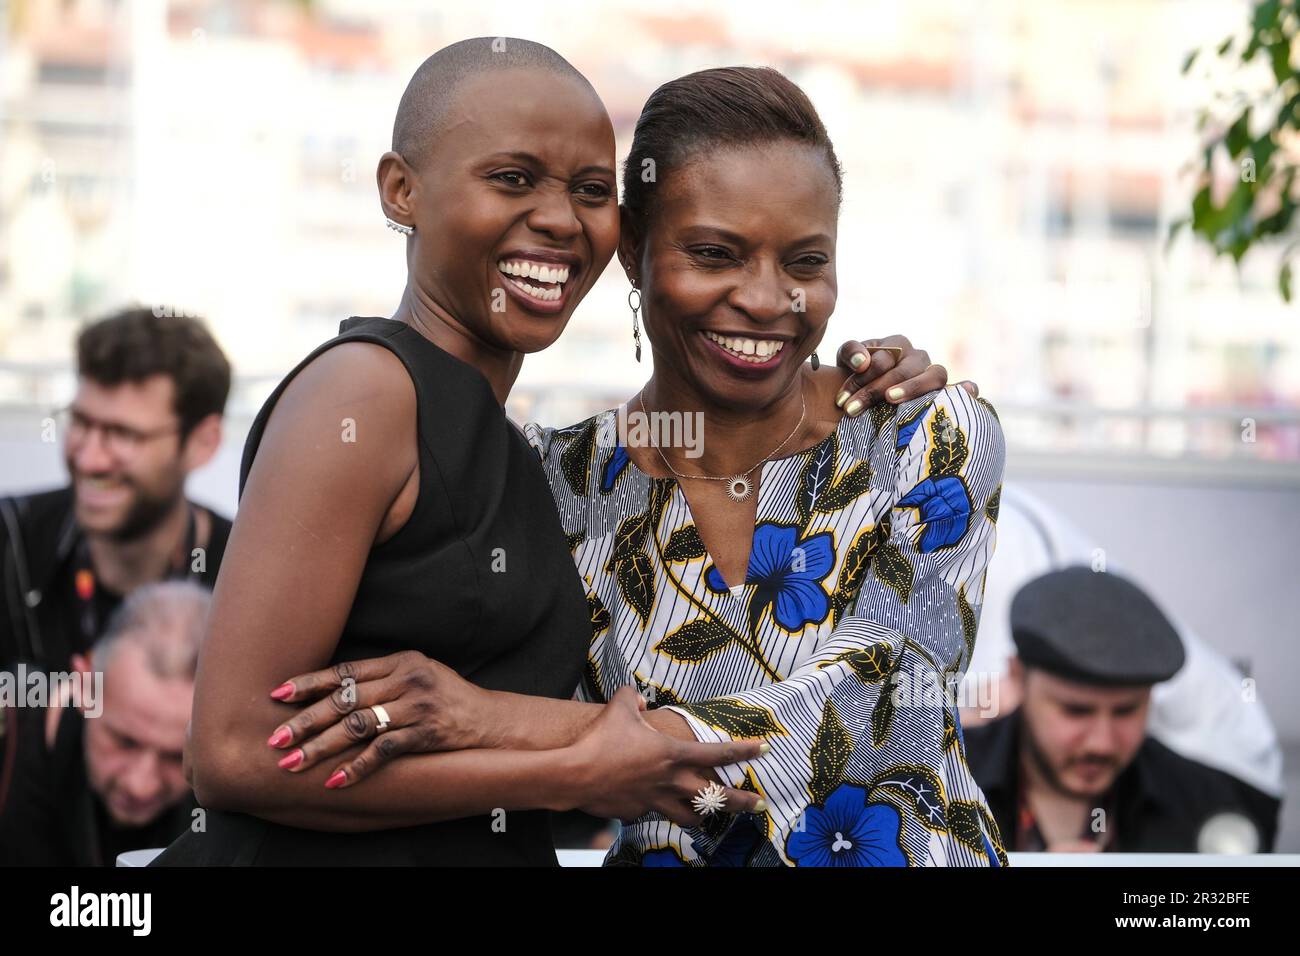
[152,317,590,865]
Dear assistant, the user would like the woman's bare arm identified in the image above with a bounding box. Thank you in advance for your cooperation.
[188,342,760,830]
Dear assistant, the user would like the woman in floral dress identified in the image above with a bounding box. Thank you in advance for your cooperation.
[266,64,1007,867]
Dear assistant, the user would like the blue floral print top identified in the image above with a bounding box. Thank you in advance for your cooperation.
[527,384,1009,867]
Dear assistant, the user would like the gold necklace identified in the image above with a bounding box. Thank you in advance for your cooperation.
[636,387,807,502]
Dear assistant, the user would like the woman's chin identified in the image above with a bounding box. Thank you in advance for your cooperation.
[494,316,572,355]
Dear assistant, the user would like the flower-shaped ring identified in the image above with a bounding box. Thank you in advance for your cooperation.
[691,780,728,816]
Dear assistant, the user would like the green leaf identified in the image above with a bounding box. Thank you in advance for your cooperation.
[588,593,610,637]
[559,419,596,497]
[869,400,898,435]
[868,764,947,831]
[583,656,605,703]
[1251,133,1278,176]
[654,617,737,664]
[823,641,895,684]
[870,663,898,746]
[606,510,649,572]
[1252,0,1281,37]
[616,550,656,624]
[663,524,707,562]
[641,679,684,709]
[674,697,788,738]
[1281,261,1293,302]
[797,431,839,526]
[957,582,978,671]
[828,525,880,626]
[649,477,674,528]
[808,700,853,806]
[979,806,1010,866]
[928,405,969,477]
[874,540,915,604]
[1182,48,1199,73]
[948,800,989,854]
[1217,36,1234,58]
[1224,109,1252,158]
[814,462,873,513]
[985,483,1001,523]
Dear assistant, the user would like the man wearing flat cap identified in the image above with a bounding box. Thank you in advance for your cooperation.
[961,566,1281,853]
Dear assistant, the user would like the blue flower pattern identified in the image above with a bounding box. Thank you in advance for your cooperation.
[530,385,1008,867]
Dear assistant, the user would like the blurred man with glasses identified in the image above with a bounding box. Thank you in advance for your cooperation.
[0,307,233,678]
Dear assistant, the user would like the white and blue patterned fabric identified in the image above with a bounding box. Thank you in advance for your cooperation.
[527,384,1008,866]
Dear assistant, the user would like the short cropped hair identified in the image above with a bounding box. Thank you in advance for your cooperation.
[392,36,596,171]
[623,66,844,229]
[94,580,211,682]
[76,307,231,438]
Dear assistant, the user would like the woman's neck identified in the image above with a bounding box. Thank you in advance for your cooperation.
[392,283,524,406]
[634,367,825,479]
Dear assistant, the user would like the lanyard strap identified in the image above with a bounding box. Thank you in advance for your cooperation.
[71,505,198,646]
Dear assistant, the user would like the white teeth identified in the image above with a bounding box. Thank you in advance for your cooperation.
[502,273,562,301]
[497,260,572,287]
[703,331,785,363]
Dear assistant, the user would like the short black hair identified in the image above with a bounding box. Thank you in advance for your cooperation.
[623,66,844,229]
[76,307,231,437]
[392,37,596,171]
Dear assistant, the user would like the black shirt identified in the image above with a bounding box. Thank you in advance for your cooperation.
[962,707,1281,853]
[151,317,591,866]
[0,486,232,674]
[0,700,198,866]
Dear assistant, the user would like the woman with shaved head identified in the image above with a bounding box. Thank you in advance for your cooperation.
[155,38,975,866]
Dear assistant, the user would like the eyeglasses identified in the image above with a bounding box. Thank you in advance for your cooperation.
[57,405,183,458]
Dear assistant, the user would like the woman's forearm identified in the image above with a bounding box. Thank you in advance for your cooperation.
[195,734,586,832]
[481,691,695,749]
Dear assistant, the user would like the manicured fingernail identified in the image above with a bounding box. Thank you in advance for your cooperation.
[277,749,304,770]
[270,682,294,701]
[325,770,347,789]
[849,352,867,369]
[845,399,863,416]
[753,799,768,813]
[887,386,905,401]
[835,390,850,408]
[267,727,291,748]
[758,743,771,755]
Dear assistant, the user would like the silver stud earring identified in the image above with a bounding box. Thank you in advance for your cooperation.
[628,283,642,363]
[384,216,414,236]
[810,351,820,370]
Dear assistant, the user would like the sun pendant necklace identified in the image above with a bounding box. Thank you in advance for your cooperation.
[637,386,807,503]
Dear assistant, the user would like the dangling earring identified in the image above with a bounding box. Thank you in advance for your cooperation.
[384,216,414,236]
[810,351,820,370]
[628,283,642,363]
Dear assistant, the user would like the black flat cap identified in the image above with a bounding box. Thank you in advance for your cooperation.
[1010,566,1185,686]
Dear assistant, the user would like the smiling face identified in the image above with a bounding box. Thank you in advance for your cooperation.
[623,140,839,411]
[64,375,196,540]
[384,67,619,355]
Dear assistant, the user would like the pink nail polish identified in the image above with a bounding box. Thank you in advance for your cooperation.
[277,749,304,770]
[325,770,347,789]
[270,682,294,701]
[267,727,291,748]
